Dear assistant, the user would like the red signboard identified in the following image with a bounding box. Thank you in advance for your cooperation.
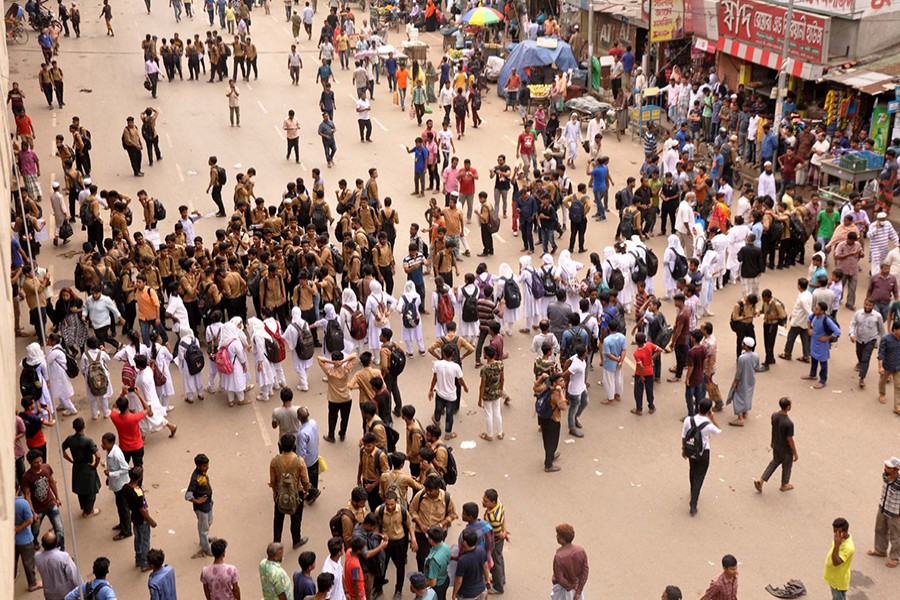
[718,0,829,64]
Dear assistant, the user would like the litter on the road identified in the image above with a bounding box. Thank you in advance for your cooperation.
[460,441,477,449]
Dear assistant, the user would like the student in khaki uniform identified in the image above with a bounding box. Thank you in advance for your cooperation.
[401,405,426,478]
[21,265,51,343]
[759,289,787,371]
[379,453,423,508]
[357,430,390,510]
[410,475,457,572]
[378,489,418,599]
[269,434,311,549]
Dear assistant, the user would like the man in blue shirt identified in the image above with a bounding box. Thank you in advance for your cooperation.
[147,549,177,600]
[515,190,538,253]
[675,122,689,153]
[760,124,778,167]
[409,137,429,196]
[710,145,724,183]
[621,45,635,92]
[590,156,611,221]
[385,53,398,91]
[561,313,590,360]
[293,551,317,598]
[64,557,117,600]
[296,406,322,502]
[602,320,626,404]
[15,488,40,592]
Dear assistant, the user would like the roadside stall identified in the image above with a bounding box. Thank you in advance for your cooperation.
[818,152,884,216]
[497,39,579,114]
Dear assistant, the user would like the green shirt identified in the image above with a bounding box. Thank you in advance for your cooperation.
[817,209,840,239]
[412,86,427,106]
[425,542,452,586]
[702,96,713,118]
[259,559,292,600]
[480,361,504,402]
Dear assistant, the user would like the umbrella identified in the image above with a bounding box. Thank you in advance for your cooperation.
[461,6,503,26]
[354,49,375,58]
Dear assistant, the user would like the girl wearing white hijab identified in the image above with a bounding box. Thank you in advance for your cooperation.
[557,250,584,312]
[663,234,686,299]
[726,217,751,284]
[312,303,352,357]
[133,353,177,437]
[457,273,481,344]
[339,287,367,358]
[610,243,637,311]
[365,280,396,361]
[283,306,314,391]
[218,317,250,406]
[114,330,150,413]
[537,254,559,317]
[23,342,53,413]
[699,241,719,316]
[628,235,656,295]
[493,263,521,335]
[45,333,77,416]
[148,330,175,410]
[80,336,113,418]
[204,310,225,393]
[262,313,288,390]
[515,256,541,332]
[691,222,707,260]
[710,227,730,290]
[399,281,426,355]
[431,276,454,339]
[247,317,277,401]
[173,328,205,403]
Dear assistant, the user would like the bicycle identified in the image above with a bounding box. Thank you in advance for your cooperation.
[6,21,28,44]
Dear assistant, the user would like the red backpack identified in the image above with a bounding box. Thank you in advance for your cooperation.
[347,306,368,340]
[215,340,236,375]
[437,291,455,325]
[264,323,287,363]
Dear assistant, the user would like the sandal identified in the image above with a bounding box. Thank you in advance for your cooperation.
[497,433,504,440]
[168,424,178,438]
[113,533,130,541]
[444,432,458,440]
[479,433,493,442]
[867,550,887,557]
[728,420,744,427]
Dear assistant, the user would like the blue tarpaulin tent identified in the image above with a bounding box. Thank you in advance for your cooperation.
[496,40,579,97]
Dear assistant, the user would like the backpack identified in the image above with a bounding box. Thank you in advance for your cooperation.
[19,360,42,400]
[325,319,345,353]
[153,198,166,222]
[121,363,137,388]
[440,336,461,365]
[74,262,87,292]
[453,95,467,115]
[384,425,401,453]
[528,268,545,299]
[611,305,627,336]
[149,349,168,386]
[329,507,356,541]
[141,119,154,139]
[541,266,558,297]
[437,291,455,324]
[377,503,410,534]
[534,387,553,420]
[619,207,636,239]
[488,211,500,234]
[789,214,805,240]
[401,296,420,329]
[181,339,206,376]
[561,325,585,361]
[330,245,344,274]
[387,343,407,377]
[348,306,368,340]
[682,416,710,460]
[86,352,109,396]
[630,251,648,283]
[78,581,108,600]
[215,340,236,375]
[645,247,659,276]
[823,315,841,346]
[502,277,521,309]
[216,166,227,186]
[293,323,315,360]
[607,261,625,292]
[769,217,784,240]
[568,196,586,223]
[312,202,328,232]
[93,267,116,299]
[435,442,458,485]
[374,297,392,327]
[472,92,482,111]
[274,456,302,514]
[671,253,689,280]
[264,324,286,364]
[63,350,80,379]
[614,188,628,211]
[461,288,478,322]
[729,301,745,332]
[81,128,93,151]
[80,200,95,227]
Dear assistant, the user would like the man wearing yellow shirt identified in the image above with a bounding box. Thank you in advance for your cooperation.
[824,517,854,599]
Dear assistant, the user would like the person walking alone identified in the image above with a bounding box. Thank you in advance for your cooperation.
[682,398,721,516]
[850,299,884,389]
[121,117,144,177]
[226,80,240,127]
[283,110,300,163]
[754,397,798,493]
[877,320,900,416]
[867,456,900,568]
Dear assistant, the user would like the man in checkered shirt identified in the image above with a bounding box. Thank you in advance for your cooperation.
[868,456,900,568]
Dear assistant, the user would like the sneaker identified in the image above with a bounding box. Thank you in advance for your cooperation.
[544,465,561,472]
[292,537,309,549]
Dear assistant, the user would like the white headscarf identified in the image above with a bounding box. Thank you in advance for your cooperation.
[291,306,305,327]
[558,250,582,280]
[323,303,337,321]
[25,343,45,367]
[542,253,554,267]
[403,280,418,301]
[247,317,269,342]
[369,280,383,298]
[179,328,195,343]
[218,317,244,346]
[519,255,532,271]
[667,234,685,256]
[498,263,514,279]
[342,288,359,311]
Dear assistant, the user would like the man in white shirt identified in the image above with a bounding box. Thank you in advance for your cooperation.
[734,191,752,224]
[301,2,314,40]
[564,345,588,438]
[681,398,722,516]
[675,192,697,251]
[101,432,132,536]
[322,537,346,600]
[439,81,454,124]
[586,113,606,144]
[531,320,561,358]
[718,178,733,207]
[757,161,777,199]
[428,344,468,439]
[780,277,813,361]
[437,122,455,171]
[356,90,372,143]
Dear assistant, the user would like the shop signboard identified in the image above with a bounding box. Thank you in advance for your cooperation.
[888,101,900,115]
[718,0,830,64]
[870,105,890,154]
[650,0,686,42]
[767,0,900,18]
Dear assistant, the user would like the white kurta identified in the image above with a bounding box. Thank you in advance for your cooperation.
[251,332,277,388]
[46,346,75,400]
[135,368,169,434]
[219,339,248,393]
[493,277,521,325]
[516,268,541,326]
[339,305,367,357]
[283,321,315,382]
[80,349,112,412]
[431,291,450,339]
[399,294,426,353]
[365,292,397,353]
[150,343,175,400]
[457,284,480,338]
[663,248,684,292]
[173,340,204,397]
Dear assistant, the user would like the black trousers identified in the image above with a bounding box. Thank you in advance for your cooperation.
[761,450,793,486]
[674,343,688,378]
[41,82,53,106]
[232,56,246,80]
[247,58,258,79]
[87,222,104,254]
[307,459,319,495]
[77,492,97,513]
[734,324,756,358]
[273,500,305,545]
[287,137,299,161]
[385,373,402,414]
[358,119,372,141]
[520,218,534,251]
[784,325,810,359]
[144,135,162,164]
[327,401,351,438]
[148,72,159,98]
[211,185,224,215]
[123,447,144,467]
[76,150,91,176]
[688,449,710,510]
[114,488,132,534]
[568,219,586,252]
[539,417,560,468]
[475,328,490,362]
[378,266,394,295]
[126,146,143,175]
[660,201,677,234]
[383,538,409,592]
[762,323,778,365]
[480,223,494,254]
[414,531,429,572]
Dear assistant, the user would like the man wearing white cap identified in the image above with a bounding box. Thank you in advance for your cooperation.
[868,212,899,276]
[868,456,900,567]
[728,336,758,426]
[757,161,776,200]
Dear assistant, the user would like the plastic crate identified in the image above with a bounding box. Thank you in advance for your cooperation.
[860,151,885,170]
[840,154,868,172]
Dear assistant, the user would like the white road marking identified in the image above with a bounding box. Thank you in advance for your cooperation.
[273,124,285,141]
[51,112,57,128]
[372,117,387,131]
[495,234,506,244]
[246,82,253,91]
[252,401,272,446]
[257,100,268,114]
[165,132,174,149]
[175,163,185,183]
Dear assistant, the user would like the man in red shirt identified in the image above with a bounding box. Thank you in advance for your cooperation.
[456,158,479,224]
[632,332,663,415]
[516,122,536,177]
[109,391,153,467]
[777,146,805,194]
[344,536,367,599]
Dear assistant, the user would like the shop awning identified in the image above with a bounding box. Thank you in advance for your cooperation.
[717,38,824,80]
[820,48,900,96]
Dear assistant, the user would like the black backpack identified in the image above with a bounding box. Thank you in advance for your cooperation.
[141,119,154,139]
[645,248,659,276]
[541,266,558,297]
[671,253,689,280]
[325,319,345,353]
[619,208,636,239]
[93,267,116,300]
[534,387,553,420]
[401,296,420,329]
[63,350,80,379]
[312,202,328,232]
[387,343,406,376]
[789,214,805,240]
[79,581,109,600]
[181,339,206,375]
[293,323,316,360]
[440,336,461,365]
[330,245,344,274]
[769,217,784,241]
[630,251,648,283]
[19,360,42,400]
[153,198,166,222]
[80,200,95,227]
[682,416,710,460]
[502,277,521,310]
[568,196,586,223]
[435,442,458,485]
[216,166,227,186]
[461,288,478,322]
[607,260,625,292]
[453,95,467,116]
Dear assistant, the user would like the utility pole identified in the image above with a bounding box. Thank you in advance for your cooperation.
[587,0,594,92]
[772,0,795,166]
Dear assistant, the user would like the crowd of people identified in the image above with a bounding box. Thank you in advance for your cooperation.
[8,1,900,599]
